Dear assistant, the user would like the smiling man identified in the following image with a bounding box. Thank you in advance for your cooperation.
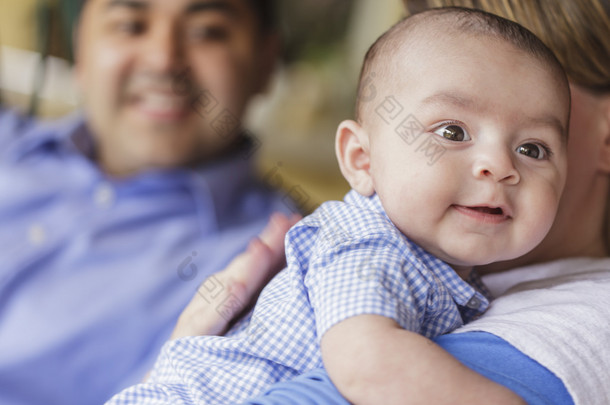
[0,1,291,404]
[77,0,276,175]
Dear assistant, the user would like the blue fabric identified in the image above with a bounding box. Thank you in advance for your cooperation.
[0,109,292,405]
[243,332,573,405]
[108,190,489,404]
[242,369,347,405]
[436,332,574,405]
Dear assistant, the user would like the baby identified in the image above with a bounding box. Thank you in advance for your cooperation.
[108,7,570,405]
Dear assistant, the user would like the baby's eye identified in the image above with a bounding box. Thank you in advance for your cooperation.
[433,124,471,142]
[516,143,551,160]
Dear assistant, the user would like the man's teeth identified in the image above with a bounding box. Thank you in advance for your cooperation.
[141,94,186,111]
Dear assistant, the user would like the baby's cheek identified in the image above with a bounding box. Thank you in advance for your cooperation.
[523,185,560,246]
[543,167,567,202]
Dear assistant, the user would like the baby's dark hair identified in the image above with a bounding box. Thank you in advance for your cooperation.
[355,6,569,122]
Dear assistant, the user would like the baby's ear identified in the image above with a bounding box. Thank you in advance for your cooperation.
[335,120,374,196]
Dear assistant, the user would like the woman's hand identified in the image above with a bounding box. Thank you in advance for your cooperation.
[170,213,300,340]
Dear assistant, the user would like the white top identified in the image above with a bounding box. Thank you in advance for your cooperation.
[456,257,610,405]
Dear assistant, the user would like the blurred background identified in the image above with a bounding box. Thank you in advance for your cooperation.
[0,0,405,211]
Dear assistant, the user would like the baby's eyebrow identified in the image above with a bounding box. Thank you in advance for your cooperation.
[522,115,567,140]
[420,91,476,110]
[419,90,567,140]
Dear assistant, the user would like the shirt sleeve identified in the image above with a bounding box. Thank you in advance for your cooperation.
[305,232,430,340]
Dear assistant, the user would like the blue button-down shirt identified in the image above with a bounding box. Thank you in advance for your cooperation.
[0,108,292,405]
[107,190,490,405]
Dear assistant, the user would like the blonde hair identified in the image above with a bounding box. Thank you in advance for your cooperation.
[405,0,610,93]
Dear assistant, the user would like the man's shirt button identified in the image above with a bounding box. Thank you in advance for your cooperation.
[94,183,115,208]
[28,224,46,245]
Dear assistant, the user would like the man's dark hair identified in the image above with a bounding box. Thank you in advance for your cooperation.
[248,0,276,33]
[76,0,276,33]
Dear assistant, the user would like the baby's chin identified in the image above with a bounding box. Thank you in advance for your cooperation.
[442,250,530,273]
[440,230,552,269]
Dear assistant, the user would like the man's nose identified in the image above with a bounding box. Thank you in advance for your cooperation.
[142,23,184,73]
[472,146,520,185]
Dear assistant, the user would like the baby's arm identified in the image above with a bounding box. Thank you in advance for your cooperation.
[321,314,526,405]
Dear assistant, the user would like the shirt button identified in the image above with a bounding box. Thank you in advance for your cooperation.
[466,296,481,309]
[94,183,115,208]
[28,224,46,245]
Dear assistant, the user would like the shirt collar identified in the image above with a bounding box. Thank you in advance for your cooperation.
[411,240,490,310]
[345,189,491,313]
[344,190,389,220]
[7,111,261,231]
[467,270,493,300]
[185,149,260,230]
[6,111,93,162]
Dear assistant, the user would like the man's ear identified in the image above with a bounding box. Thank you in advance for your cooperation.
[597,96,610,173]
[335,120,375,196]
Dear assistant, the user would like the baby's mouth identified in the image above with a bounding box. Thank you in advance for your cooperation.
[452,204,512,223]
[468,206,504,215]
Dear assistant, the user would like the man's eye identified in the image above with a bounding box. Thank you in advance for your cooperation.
[189,26,230,42]
[516,143,551,160]
[114,20,146,35]
[433,124,470,142]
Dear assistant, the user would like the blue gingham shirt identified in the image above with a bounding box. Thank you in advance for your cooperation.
[0,108,292,405]
[107,190,490,405]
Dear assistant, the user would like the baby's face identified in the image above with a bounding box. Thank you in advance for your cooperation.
[366,33,569,271]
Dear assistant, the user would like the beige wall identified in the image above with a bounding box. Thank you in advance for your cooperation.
[0,0,40,51]
[0,1,75,116]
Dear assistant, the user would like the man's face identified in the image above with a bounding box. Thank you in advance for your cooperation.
[76,0,275,176]
[364,32,569,272]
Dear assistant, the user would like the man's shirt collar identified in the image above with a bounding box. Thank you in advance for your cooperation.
[4,111,263,231]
